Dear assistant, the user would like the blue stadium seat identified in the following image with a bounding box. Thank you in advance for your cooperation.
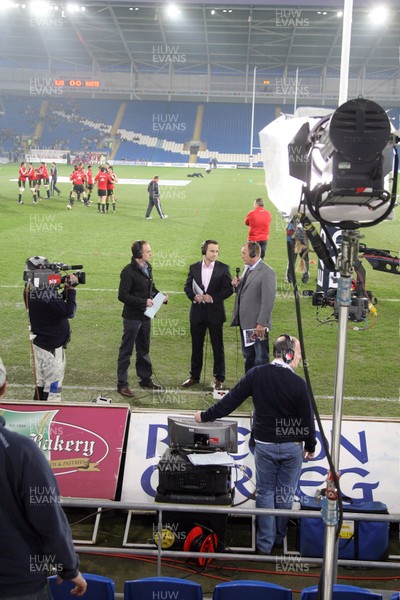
[213,580,292,600]
[390,594,400,600]
[124,577,202,600]
[48,573,115,600]
[300,584,382,599]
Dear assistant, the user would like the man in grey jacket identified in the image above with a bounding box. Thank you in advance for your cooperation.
[231,241,276,372]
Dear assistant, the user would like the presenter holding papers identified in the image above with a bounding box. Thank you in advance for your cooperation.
[117,240,168,398]
[144,292,166,319]
[183,240,233,390]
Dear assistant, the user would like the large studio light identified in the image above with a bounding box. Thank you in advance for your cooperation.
[260,98,398,229]
[304,98,398,229]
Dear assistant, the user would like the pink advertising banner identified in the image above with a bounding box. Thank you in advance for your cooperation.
[0,402,130,500]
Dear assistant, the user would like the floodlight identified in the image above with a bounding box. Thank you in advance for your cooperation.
[304,98,398,229]
[260,99,398,229]
[368,6,389,25]
[30,0,51,12]
[165,3,181,18]
[66,2,80,13]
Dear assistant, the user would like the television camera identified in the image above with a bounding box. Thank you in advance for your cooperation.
[23,256,86,289]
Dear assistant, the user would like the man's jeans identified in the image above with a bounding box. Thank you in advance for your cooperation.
[241,334,270,372]
[254,441,303,553]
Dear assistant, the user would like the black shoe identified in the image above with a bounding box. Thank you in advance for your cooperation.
[139,379,162,391]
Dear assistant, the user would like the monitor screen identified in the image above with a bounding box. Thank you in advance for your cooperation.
[167,416,238,453]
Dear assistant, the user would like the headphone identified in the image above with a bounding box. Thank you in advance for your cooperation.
[132,240,143,259]
[274,333,295,364]
[248,241,259,259]
[201,240,218,255]
[183,525,219,567]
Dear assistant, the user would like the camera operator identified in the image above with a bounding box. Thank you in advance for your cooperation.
[24,257,78,402]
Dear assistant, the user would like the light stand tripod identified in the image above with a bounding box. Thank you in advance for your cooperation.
[320,229,361,600]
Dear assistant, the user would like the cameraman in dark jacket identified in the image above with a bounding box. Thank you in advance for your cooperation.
[24,257,77,402]
[117,240,168,397]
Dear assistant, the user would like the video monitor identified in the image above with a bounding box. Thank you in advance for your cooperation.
[167,416,238,453]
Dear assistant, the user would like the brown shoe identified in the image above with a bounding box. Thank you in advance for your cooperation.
[182,378,200,388]
[213,379,223,390]
[117,386,134,398]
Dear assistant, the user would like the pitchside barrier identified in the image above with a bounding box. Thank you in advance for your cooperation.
[0,403,399,564]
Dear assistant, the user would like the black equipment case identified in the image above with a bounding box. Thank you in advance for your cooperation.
[155,448,233,505]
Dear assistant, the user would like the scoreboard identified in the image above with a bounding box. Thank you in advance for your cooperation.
[54,79,101,88]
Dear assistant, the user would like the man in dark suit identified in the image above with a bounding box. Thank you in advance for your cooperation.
[232,241,276,372]
[183,240,233,390]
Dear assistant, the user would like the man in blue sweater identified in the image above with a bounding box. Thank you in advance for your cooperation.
[195,334,316,554]
[0,357,87,598]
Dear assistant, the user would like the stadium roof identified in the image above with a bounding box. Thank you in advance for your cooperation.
[0,1,399,82]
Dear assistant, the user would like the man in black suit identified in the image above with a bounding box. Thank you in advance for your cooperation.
[183,240,233,390]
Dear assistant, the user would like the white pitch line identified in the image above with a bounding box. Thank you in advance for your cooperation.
[1,286,399,301]
[6,384,399,402]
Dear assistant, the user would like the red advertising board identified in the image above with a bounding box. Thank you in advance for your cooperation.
[0,402,130,500]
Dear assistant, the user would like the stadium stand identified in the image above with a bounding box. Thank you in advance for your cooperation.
[9,97,399,166]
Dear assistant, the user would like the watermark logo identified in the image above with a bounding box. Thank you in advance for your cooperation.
[276,484,297,505]
[153,387,187,406]
[30,486,61,505]
[275,554,309,572]
[276,77,310,96]
[152,113,187,132]
[30,554,63,574]
[275,417,309,437]
[152,522,187,547]
[289,144,309,165]
[152,249,186,268]
[160,187,187,202]
[30,78,63,96]
[30,16,64,28]
[152,318,186,337]
[276,8,309,28]
[158,454,187,473]
[30,214,63,233]
[153,45,186,63]
[27,287,59,302]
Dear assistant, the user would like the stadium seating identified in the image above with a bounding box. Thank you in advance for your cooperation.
[48,573,115,599]
[300,584,383,599]
[213,580,292,600]
[124,577,202,600]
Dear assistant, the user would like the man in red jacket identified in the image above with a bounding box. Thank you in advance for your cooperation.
[245,198,272,259]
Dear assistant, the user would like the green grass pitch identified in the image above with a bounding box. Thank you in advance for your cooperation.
[0,162,398,417]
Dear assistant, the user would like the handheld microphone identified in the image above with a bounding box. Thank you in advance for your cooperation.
[234,267,240,293]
